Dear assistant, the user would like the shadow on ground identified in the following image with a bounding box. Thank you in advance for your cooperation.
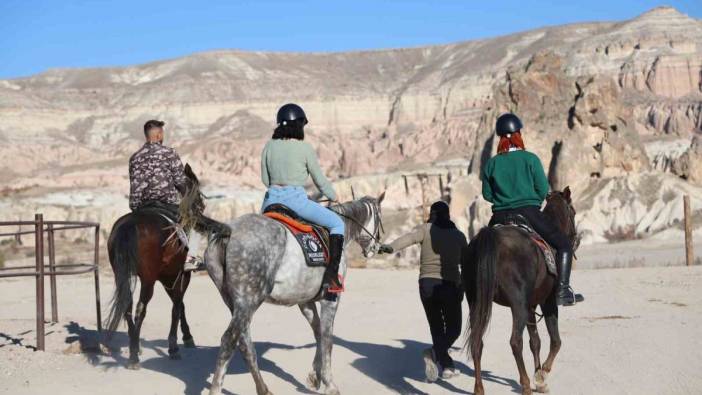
[66,323,520,395]
[66,322,315,395]
[335,337,521,395]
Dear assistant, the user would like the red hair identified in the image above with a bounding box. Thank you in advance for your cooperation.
[497,131,525,154]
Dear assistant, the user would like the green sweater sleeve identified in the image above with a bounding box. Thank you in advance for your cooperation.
[389,224,426,251]
[531,155,550,201]
[481,162,495,203]
[305,143,337,201]
[260,142,270,187]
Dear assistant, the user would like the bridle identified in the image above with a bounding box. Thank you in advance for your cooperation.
[330,200,384,245]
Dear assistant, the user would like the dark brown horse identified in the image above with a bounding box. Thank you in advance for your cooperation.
[104,165,207,369]
[462,187,578,395]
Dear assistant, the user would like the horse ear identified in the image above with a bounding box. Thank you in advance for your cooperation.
[563,186,571,202]
[377,191,386,205]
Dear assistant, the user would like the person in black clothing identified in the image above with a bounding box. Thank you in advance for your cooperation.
[379,201,468,381]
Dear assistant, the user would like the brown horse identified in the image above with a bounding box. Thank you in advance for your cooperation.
[462,187,578,395]
[104,165,211,369]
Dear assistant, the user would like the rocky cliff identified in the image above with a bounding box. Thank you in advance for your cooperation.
[0,7,701,254]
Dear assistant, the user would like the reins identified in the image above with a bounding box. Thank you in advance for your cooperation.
[328,201,383,243]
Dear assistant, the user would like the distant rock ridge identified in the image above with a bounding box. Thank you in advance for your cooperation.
[0,6,701,248]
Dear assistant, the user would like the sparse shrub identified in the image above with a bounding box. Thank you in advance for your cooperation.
[603,225,640,242]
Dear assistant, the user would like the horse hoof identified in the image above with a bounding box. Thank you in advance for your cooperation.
[422,348,439,383]
[522,387,533,395]
[126,361,141,370]
[183,338,196,348]
[535,369,548,384]
[306,372,320,390]
[322,386,340,395]
[535,369,549,392]
[169,352,182,360]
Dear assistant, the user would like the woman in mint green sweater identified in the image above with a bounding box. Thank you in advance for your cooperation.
[481,113,583,306]
[261,103,345,293]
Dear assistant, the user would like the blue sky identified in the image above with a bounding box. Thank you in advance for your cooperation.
[1,0,700,79]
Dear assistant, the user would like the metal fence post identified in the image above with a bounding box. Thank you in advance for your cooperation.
[684,195,694,266]
[94,225,102,333]
[35,214,45,351]
[48,223,58,323]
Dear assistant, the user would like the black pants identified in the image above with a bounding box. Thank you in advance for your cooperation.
[489,206,572,256]
[419,278,463,369]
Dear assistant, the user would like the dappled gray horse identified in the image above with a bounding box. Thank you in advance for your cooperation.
[205,194,385,395]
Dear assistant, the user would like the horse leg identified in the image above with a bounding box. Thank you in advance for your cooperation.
[180,301,195,348]
[527,311,547,393]
[510,305,532,395]
[299,302,322,389]
[238,324,272,395]
[541,297,561,375]
[318,298,341,395]
[178,272,196,347]
[164,288,184,360]
[209,316,240,395]
[126,281,154,369]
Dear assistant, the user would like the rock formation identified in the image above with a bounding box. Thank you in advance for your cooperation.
[0,6,701,254]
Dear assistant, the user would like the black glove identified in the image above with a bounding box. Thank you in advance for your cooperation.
[378,244,394,254]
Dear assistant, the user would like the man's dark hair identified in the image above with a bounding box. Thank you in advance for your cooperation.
[272,118,305,140]
[143,120,165,137]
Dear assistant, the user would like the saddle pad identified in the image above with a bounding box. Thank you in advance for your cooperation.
[493,223,557,276]
[264,212,329,267]
[530,234,557,277]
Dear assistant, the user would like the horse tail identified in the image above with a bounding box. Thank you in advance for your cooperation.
[464,226,498,358]
[104,218,139,337]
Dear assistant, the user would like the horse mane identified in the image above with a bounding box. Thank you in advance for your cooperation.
[543,192,579,250]
[178,164,206,232]
[331,196,376,240]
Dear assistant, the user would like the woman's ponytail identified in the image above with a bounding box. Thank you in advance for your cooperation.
[497,131,525,154]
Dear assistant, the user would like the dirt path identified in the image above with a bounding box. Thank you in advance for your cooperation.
[1,266,701,395]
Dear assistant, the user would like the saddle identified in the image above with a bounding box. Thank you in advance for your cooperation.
[263,204,330,267]
[492,214,557,276]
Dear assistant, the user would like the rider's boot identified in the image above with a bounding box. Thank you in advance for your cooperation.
[556,250,584,306]
[323,234,345,294]
[183,229,206,272]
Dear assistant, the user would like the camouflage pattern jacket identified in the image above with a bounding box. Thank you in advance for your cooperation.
[129,142,187,211]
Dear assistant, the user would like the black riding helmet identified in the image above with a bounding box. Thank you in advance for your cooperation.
[276,103,308,126]
[495,113,523,136]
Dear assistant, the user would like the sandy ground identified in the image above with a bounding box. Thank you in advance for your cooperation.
[1,264,701,395]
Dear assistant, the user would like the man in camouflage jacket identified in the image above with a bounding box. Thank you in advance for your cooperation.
[129,120,204,271]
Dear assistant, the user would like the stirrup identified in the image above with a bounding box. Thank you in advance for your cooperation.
[325,274,345,294]
[183,256,205,272]
[557,285,583,306]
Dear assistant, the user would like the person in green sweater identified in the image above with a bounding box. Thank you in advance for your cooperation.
[378,201,468,381]
[261,103,345,293]
[482,113,583,306]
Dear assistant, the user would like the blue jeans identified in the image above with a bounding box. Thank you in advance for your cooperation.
[262,186,345,235]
